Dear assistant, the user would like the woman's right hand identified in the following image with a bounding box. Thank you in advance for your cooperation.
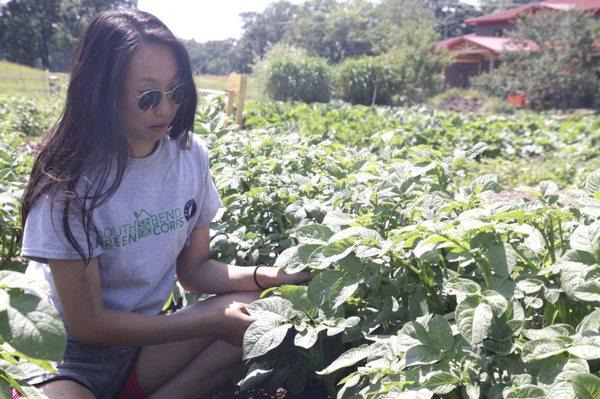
[202,292,259,347]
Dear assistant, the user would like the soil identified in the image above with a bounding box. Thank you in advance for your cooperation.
[430,96,487,114]
[201,381,329,399]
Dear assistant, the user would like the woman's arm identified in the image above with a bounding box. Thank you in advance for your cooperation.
[176,226,310,294]
[49,257,255,347]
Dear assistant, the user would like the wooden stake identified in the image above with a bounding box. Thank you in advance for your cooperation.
[236,75,247,127]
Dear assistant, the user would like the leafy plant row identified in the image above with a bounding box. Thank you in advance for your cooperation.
[190,100,600,397]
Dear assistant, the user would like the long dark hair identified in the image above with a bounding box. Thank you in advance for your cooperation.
[20,9,198,266]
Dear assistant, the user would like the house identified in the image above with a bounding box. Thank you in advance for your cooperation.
[437,0,600,87]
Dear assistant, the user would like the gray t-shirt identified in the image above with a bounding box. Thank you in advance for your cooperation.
[20,133,222,334]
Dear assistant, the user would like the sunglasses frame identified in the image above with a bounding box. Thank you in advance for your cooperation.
[124,82,188,111]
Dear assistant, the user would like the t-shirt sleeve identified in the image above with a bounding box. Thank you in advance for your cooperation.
[20,189,104,263]
[194,137,223,229]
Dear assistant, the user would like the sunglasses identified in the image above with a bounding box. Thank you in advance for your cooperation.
[125,83,188,111]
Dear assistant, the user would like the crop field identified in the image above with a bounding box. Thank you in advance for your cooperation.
[1,94,600,398]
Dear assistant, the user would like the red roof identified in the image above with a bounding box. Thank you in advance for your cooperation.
[466,0,600,25]
[542,0,600,11]
[466,5,535,25]
[436,34,539,54]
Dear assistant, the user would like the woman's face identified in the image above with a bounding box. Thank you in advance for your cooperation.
[119,41,183,155]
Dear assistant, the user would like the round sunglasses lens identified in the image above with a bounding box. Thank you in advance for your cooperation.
[171,84,187,104]
[138,91,162,111]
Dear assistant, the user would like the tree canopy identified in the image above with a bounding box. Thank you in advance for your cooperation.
[0,0,137,70]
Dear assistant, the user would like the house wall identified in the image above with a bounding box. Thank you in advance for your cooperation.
[474,22,514,36]
[444,60,495,88]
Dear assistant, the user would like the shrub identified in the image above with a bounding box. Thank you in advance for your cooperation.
[253,44,333,103]
[337,56,398,105]
[382,27,449,104]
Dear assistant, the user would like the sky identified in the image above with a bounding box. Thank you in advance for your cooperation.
[0,0,480,43]
[138,0,481,43]
[137,0,307,42]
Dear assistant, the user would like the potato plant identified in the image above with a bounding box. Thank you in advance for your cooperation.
[235,143,600,398]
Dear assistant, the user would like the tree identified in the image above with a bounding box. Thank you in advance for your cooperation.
[473,9,600,109]
[233,0,298,73]
[286,0,378,64]
[430,1,482,39]
[0,0,61,69]
[0,0,137,71]
[480,0,531,14]
[183,38,237,75]
[53,0,138,70]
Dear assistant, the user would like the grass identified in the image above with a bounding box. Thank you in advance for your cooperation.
[0,60,262,99]
[0,60,68,96]
[194,74,261,100]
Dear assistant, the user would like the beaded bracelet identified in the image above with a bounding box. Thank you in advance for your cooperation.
[253,265,267,290]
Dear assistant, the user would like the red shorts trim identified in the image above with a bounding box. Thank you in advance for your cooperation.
[114,365,146,399]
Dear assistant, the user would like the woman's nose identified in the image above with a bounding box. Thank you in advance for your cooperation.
[154,93,175,116]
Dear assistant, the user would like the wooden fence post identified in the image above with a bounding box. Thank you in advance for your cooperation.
[236,75,248,126]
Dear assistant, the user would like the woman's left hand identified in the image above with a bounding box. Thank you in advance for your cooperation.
[258,266,311,288]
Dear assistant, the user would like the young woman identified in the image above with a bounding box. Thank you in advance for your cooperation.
[14,9,309,399]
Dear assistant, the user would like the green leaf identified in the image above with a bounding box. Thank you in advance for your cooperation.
[569,221,600,255]
[585,168,600,195]
[561,262,599,303]
[539,180,559,197]
[0,378,12,399]
[312,240,355,268]
[521,337,570,363]
[572,373,600,399]
[425,371,459,394]
[403,344,442,368]
[243,318,291,360]
[237,362,273,392]
[294,224,334,243]
[573,279,600,303]
[0,290,8,312]
[316,344,371,375]
[279,285,314,315]
[483,290,508,317]
[275,244,323,273]
[246,297,297,321]
[538,355,589,395]
[567,333,600,360]
[562,250,597,265]
[427,314,454,352]
[487,242,517,278]
[307,270,342,306]
[294,324,324,349]
[401,321,431,346]
[329,226,381,243]
[455,297,492,345]
[0,358,29,380]
[504,385,546,398]
[331,275,360,309]
[443,277,481,296]
[577,308,600,334]
[0,290,66,361]
[524,324,575,340]
[322,211,354,227]
[517,278,545,295]
[0,271,51,298]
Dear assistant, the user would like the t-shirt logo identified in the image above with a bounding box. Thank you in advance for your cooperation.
[184,199,197,221]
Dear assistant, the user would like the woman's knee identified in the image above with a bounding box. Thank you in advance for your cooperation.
[37,379,96,399]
